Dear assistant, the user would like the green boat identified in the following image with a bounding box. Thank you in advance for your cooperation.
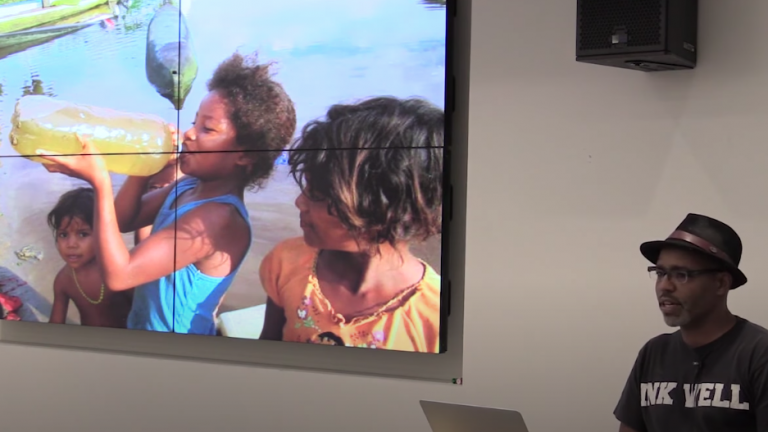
[0,13,110,50]
[0,0,110,35]
[0,1,112,58]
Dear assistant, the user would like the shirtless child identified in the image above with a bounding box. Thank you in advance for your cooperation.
[48,187,132,328]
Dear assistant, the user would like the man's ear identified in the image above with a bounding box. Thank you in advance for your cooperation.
[716,272,733,295]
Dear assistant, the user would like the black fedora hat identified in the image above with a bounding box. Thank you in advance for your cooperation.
[640,213,747,289]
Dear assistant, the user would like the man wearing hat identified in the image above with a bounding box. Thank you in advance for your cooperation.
[613,214,768,432]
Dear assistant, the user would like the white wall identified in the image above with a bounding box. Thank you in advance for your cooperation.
[3,0,768,431]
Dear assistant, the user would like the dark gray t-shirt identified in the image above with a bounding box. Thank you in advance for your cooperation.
[614,317,768,432]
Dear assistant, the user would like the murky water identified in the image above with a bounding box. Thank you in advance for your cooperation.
[0,0,446,150]
[0,0,446,323]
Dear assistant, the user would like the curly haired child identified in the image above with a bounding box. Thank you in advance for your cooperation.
[38,52,297,335]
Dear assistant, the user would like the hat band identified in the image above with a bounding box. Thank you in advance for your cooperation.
[667,230,735,266]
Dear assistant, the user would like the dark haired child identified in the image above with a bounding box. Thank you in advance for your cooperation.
[259,96,444,352]
[133,155,183,245]
[37,52,297,335]
[48,187,132,328]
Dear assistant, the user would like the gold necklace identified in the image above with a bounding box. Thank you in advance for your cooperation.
[71,267,104,305]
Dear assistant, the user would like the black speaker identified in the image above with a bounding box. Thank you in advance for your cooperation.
[575,0,698,72]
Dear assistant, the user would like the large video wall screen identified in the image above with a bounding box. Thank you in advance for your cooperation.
[0,0,450,354]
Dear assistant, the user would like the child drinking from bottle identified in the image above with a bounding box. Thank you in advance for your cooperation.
[258,97,444,352]
[37,52,297,335]
[133,155,183,245]
[48,187,132,328]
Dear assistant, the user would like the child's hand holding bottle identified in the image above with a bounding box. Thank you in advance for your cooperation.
[36,134,109,187]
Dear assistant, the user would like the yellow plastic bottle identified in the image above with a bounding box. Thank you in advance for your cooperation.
[8,95,175,177]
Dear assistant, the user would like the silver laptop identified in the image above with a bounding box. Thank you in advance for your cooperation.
[420,400,529,432]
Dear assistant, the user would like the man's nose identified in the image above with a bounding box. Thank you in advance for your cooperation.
[656,275,675,292]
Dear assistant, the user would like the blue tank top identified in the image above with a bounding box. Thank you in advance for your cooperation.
[127,176,252,335]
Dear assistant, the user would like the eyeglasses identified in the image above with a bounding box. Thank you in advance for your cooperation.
[647,266,723,284]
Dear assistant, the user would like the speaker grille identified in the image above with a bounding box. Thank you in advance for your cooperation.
[578,0,664,51]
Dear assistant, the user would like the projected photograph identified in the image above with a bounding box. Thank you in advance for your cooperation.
[0,0,449,354]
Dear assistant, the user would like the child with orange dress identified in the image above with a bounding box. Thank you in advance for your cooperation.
[259,97,445,352]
